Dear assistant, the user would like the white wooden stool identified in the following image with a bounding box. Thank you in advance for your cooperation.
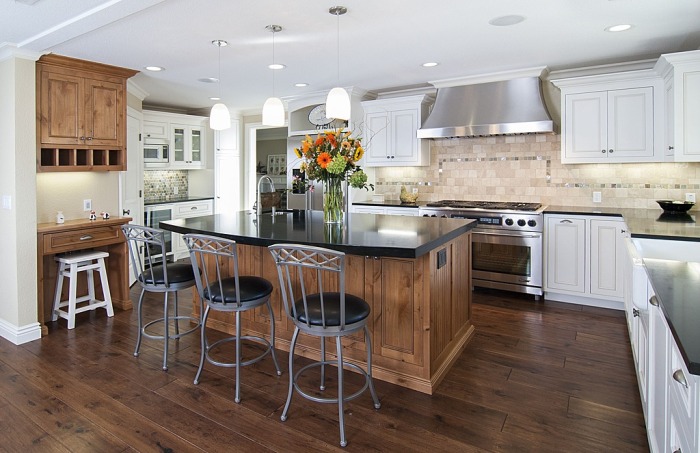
[52,250,115,329]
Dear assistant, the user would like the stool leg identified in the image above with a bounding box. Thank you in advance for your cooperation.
[365,326,381,409]
[173,291,180,336]
[51,262,66,322]
[162,291,170,371]
[67,263,78,329]
[86,267,96,305]
[134,288,146,357]
[97,257,114,317]
[336,336,347,447]
[320,338,326,391]
[194,304,211,385]
[280,327,300,422]
[234,310,242,403]
[266,300,281,376]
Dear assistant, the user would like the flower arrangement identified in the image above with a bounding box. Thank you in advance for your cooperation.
[293,128,373,222]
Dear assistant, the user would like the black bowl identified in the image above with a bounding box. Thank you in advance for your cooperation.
[656,200,694,213]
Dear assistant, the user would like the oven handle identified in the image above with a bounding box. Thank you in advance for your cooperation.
[474,231,541,239]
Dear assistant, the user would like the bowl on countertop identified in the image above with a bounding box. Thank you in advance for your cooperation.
[656,200,694,213]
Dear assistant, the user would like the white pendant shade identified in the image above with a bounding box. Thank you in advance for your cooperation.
[210,103,231,130]
[325,87,350,120]
[262,96,285,126]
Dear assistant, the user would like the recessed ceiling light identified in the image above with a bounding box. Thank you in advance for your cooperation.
[605,24,633,32]
[145,66,164,72]
[198,77,219,83]
[295,82,309,87]
[209,96,220,101]
[488,15,526,26]
[422,62,439,68]
[268,63,286,70]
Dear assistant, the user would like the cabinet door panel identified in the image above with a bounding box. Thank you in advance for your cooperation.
[365,112,390,162]
[683,71,700,158]
[41,71,82,144]
[392,109,418,162]
[564,92,606,159]
[85,79,122,146]
[546,217,586,293]
[590,219,625,298]
[608,87,654,158]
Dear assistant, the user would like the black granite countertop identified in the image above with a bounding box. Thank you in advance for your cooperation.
[160,210,475,259]
[353,201,420,209]
[144,195,214,206]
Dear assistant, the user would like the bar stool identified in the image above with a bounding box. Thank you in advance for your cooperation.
[122,224,199,371]
[51,250,114,330]
[268,244,381,447]
[184,233,281,403]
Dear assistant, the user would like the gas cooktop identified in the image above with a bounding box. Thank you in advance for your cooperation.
[424,200,542,211]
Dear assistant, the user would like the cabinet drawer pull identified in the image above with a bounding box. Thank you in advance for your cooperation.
[191,206,197,210]
[79,235,94,241]
[560,219,573,224]
[673,448,681,453]
[649,295,659,307]
[673,369,688,389]
[669,146,675,151]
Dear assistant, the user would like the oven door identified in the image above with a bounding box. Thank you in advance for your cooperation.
[471,230,543,295]
[143,206,174,263]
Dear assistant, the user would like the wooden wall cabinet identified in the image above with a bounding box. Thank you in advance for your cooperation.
[36,54,137,172]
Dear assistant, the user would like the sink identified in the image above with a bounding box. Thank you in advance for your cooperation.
[633,238,700,262]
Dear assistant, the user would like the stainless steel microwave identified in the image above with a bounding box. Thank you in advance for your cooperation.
[144,141,169,163]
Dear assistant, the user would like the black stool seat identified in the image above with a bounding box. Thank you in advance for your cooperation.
[295,293,370,326]
[204,276,273,305]
[139,263,195,285]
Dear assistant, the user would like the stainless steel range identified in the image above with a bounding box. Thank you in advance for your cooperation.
[419,200,545,298]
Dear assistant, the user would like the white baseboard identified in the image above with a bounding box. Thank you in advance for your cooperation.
[0,318,42,344]
[544,291,624,310]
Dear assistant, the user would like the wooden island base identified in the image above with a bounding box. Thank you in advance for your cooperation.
[194,232,473,394]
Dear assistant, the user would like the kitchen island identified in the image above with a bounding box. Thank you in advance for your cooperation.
[161,210,476,394]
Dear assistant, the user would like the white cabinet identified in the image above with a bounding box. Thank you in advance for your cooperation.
[655,50,700,162]
[544,214,625,308]
[214,118,240,154]
[214,118,241,214]
[552,70,664,164]
[143,110,208,169]
[351,205,419,216]
[171,199,213,259]
[361,95,430,167]
[648,293,669,453]
[171,123,204,169]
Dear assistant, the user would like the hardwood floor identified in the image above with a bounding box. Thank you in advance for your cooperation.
[0,287,649,452]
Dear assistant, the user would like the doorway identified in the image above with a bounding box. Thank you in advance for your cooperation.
[244,123,288,210]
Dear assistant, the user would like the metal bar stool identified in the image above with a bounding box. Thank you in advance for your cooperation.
[121,224,199,371]
[268,244,381,447]
[51,250,114,329]
[184,233,281,404]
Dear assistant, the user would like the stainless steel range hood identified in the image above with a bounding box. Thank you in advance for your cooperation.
[417,76,554,139]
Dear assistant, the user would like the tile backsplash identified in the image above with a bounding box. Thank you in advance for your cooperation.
[144,170,188,202]
[374,134,700,210]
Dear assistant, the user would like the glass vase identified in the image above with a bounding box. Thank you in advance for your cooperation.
[323,176,345,224]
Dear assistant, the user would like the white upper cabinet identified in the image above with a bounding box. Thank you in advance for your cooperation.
[361,95,430,167]
[142,110,208,169]
[552,70,664,164]
[214,118,241,155]
[171,123,204,169]
[655,50,700,162]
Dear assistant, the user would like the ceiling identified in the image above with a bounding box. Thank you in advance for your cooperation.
[2,0,699,115]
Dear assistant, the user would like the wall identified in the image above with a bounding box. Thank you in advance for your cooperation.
[373,134,700,210]
[256,138,287,175]
[0,54,39,342]
[36,172,121,223]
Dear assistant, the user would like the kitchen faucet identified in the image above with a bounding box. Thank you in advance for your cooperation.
[256,175,275,215]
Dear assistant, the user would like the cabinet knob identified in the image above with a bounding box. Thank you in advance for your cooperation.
[649,295,659,306]
[80,136,86,141]
[669,146,675,151]
[86,136,93,141]
[122,209,130,215]
[672,369,689,389]
[608,149,613,154]
[601,149,606,154]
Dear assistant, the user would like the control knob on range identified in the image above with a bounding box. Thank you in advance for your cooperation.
[505,218,514,226]
[517,219,526,227]
[528,219,537,227]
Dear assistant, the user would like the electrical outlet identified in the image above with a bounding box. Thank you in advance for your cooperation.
[593,191,602,203]
[412,188,418,194]
[686,193,696,203]
[83,199,92,211]
[173,186,179,195]
[2,195,11,210]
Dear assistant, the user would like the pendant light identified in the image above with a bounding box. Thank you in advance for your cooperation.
[210,39,231,130]
[262,25,285,127]
[325,6,350,120]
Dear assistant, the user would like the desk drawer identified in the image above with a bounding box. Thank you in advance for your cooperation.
[43,225,123,254]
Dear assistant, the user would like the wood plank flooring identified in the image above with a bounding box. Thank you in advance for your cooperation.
[0,287,649,452]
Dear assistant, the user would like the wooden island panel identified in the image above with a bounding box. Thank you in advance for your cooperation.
[192,233,474,394]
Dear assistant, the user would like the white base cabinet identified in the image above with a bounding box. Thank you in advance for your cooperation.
[170,200,214,260]
[544,214,625,308]
[351,205,419,216]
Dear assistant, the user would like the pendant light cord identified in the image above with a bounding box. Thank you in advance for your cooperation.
[336,11,340,83]
[272,29,276,97]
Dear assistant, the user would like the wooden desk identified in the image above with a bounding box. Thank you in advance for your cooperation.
[37,217,132,335]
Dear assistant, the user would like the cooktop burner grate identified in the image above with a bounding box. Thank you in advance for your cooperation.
[425,200,542,211]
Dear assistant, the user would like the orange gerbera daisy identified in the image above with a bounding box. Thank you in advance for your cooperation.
[317,152,332,168]
[327,133,337,148]
[302,141,311,154]
[315,136,325,146]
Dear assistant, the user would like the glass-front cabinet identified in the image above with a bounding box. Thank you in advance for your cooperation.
[171,124,204,169]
